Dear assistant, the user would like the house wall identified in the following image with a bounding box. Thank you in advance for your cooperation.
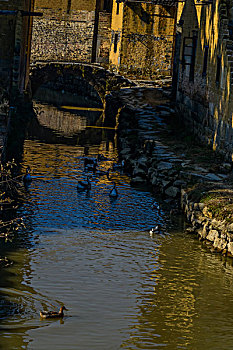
[0,0,33,106]
[109,0,176,80]
[31,0,98,63]
[175,0,233,161]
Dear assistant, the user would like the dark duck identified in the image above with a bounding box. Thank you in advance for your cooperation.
[77,176,91,191]
[109,181,118,198]
[23,166,32,185]
[40,306,68,319]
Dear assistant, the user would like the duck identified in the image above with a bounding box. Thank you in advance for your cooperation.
[40,306,68,319]
[84,157,97,167]
[77,176,91,191]
[149,224,161,237]
[23,166,32,184]
[84,158,97,172]
[109,181,118,198]
[152,202,161,214]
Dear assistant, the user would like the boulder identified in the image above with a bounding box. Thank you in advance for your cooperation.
[157,161,173,171]
[132,167,147,178]
[165,186,180,198]
[213,237,227,251]
[130,176,147,187]
[206,229,219,242]
[227,242,233,256]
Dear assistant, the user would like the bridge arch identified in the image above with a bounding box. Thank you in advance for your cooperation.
[30,62,135,106]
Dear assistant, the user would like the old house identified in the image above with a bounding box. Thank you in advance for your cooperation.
[109,0,177,81]
[31,0,113,64]
[174,0,233,161]
[0,0,35,103]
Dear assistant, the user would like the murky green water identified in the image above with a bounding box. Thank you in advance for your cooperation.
[1,104,233,350]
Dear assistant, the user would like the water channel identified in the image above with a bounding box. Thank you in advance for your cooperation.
[1,98,233,350]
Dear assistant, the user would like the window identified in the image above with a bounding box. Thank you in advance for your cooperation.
[189,35,197,82]
[216,55,221,85]
[116,2,119,15]
[181,35,197,81]
[202,45,209,77]
[114,33,118,53]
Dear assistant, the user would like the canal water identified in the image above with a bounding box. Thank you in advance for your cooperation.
[1,102,233,350]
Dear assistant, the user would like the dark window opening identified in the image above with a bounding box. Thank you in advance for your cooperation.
[114,33,118,53]
[103,0,113,12]
[189,35,197,82]
[216,55,221,84]
[67,0,71,14]
[202,45,209,77]
[116,2,119,14]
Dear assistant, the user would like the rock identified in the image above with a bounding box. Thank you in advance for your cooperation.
[206,229,219,242]
[132,167,147,178]
[227,242,233,256]
[157,161,173,171]
[203,206,213,218]
[173,180,187,187]
[161,180,170,189]
[204,173,222,181]
[201,222,210,239]
[213,237,227,251]
[130,176,147,186]
[148,167,157,178]
[198,203,205,211]
[222,163,232,171]
[165,186,180,198]
[137,156,148,169]
[119,147,131,156]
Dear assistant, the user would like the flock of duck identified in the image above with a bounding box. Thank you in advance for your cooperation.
[23,154,162,319]
[23,155,122,198]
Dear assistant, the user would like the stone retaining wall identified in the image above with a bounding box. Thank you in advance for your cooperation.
[181,190,233,256]
[114,89,233,257]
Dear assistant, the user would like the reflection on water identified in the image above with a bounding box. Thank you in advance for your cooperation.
[1,103,233,349]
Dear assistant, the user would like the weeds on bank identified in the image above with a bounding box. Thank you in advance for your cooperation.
[188,183,233,223]
[0,161,25,241]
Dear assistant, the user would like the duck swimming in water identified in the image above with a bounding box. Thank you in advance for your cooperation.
[84,157,97,171]
[23,166,32,184]
[96,167,111,179]
[149,224,161,237]
[40,306,68,319]
[109,181,118,198]
[77,176,91,191]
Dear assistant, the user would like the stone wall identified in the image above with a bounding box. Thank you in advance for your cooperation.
[181,189,233,257]
[31,9,96,62]
[108,86,232,257]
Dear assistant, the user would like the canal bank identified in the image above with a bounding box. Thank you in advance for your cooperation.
[109,85,233,257]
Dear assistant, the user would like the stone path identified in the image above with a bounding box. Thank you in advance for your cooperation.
[115,85,233,256]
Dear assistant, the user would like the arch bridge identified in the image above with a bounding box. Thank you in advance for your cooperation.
[30,62,136,105]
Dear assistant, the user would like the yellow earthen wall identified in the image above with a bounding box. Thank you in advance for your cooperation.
[109,1,176,80]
